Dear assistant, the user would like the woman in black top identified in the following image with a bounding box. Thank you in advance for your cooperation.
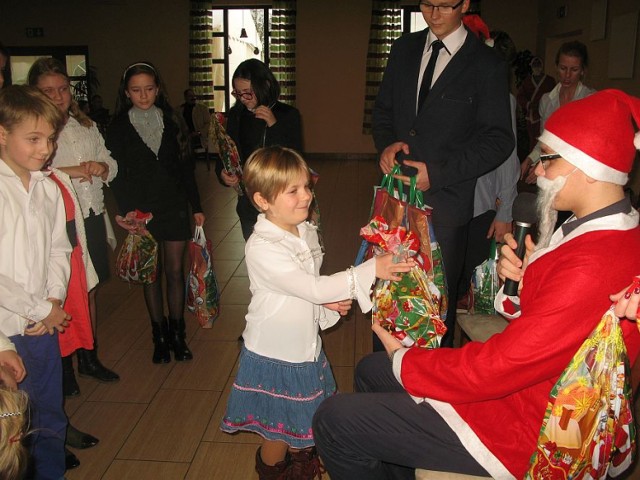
[218,59,302,240]
[106,62,205,364]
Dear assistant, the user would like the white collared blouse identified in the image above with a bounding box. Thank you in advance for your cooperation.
[242,215,376,363]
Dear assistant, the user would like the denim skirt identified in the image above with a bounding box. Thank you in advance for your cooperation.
[220,346,336,449]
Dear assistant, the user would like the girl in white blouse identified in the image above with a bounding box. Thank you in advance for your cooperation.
[220,146,414,479]
[28,58,119,396]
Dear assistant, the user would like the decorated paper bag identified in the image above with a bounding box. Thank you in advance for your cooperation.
[209,112,244,195]
[470,239,499,315]
[361,217,446,348]
[115,231,158,285]
[186,226,220,328]
[525,308,635,480]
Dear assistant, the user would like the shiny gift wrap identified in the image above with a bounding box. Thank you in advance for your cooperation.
[361,216,447,348]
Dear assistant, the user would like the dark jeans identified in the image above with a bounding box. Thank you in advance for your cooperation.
[457,210,496,298]
[313,352,489,479]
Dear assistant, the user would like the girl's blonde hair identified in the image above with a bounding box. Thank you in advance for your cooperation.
[27,57,92,128]
[0,387,29,480]
[243,146,311,209]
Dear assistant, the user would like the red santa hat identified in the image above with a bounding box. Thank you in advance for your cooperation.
[538,89,640,185]
[462,14,493,47]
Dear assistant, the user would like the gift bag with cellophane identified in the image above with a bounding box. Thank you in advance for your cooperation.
[209,112,244,196]
[525,308,635,480]
[115,231,158,285]
[361,216,447,348]
[187,225,220,328]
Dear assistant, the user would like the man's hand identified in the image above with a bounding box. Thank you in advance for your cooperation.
[379,142,409,174]
[488,220,512,242]
[520,157,537,184]
[497,232,535,289]
[393,160,430,191]
[0,351,26,387]
[371,321,403,358]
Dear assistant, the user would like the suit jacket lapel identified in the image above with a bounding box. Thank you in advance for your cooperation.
[420,29,479,113]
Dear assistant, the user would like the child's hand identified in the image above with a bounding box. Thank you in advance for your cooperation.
[24,322,47,336]
[81,161,108,181]
[497,233,535,288]
[221,170,239,187]
[41,299,71,335]
[0,351,26,387]
[374,253,414,281]
[324,300,353,316]
[63,165,94,184]
[610,277,640,320]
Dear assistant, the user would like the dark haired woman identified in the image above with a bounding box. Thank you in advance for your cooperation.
[106,62,205,363]
[219,59,302,240]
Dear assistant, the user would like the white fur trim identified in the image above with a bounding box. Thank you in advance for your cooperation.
[425,399,516,479]
[538,130,629,185]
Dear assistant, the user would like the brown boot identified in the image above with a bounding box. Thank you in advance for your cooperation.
[255,447,290,480]
[287,447,325,480]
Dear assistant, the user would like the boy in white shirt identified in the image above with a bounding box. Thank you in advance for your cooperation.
[0,85,72,479]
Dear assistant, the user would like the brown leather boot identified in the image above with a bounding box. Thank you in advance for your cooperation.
[255,447,290,480]
[287,447,325,480]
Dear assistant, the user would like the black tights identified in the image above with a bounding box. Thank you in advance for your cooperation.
[143,240,186,324]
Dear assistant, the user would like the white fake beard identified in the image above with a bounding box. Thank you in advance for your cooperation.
[535,175,567,250]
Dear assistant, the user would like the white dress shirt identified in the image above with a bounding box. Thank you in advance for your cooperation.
[52,116,118,218]
[242,215,376,363]
[416,22,468,110]
[0,160,71,350]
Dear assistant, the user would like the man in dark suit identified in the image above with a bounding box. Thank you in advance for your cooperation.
[372,0,514,346]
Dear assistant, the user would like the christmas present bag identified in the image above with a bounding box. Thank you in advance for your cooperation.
[361,217,447,348]
[356,169,448,327]
[209,112,244,195]
[115,227,158,285]
[186,226,220,328]
[470,239,499,315]
[525,307,636,480]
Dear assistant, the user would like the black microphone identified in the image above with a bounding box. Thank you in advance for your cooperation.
[503,192,538,296]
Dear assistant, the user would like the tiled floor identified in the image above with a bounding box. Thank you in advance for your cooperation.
[63,157,640,480]
[64,156,381,480]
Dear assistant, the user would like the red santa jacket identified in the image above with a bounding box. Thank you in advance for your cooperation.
[395,210,640,479]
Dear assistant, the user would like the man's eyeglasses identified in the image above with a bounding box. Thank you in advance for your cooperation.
[419,0,465,15]
[231,90,255,100]
[537,153,562,170]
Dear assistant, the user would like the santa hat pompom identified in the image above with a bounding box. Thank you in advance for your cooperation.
[463,14,490,41]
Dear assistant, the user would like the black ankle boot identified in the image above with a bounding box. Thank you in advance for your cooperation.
[66,423,99,449]
[77,348,120,382]
[168,317,193,361]
[151,319,171,364]
[62,355,80,397]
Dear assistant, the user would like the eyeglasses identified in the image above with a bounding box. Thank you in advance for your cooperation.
[231,90,255,100]
[419,0,465,15]
[537,153,562,170]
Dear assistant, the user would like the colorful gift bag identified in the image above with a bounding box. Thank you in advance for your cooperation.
[356,167,448,334]
[361,217,447,348]
[525,308,636,480]
[186,226,220,328]
[115,231,158,285]
[209,112,244,195]
[470,239,499,315]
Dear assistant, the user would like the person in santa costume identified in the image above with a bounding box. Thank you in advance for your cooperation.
[312,89,640,480]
